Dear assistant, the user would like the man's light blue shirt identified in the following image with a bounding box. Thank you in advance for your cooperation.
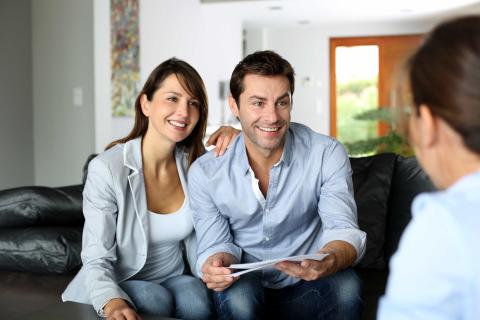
[188,122,366,289]
[378,171,480,320]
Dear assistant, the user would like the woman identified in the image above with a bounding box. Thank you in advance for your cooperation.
[62,58,239,319]
[378,16,480,319]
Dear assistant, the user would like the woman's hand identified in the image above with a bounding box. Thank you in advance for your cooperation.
[104,298,141,320]
[206,126,241,157]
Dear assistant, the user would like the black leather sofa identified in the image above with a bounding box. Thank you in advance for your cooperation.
[0,153,433,320]
[350,153,434,319]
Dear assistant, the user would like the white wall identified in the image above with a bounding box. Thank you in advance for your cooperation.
[245,12,480,134]
[94,0,112,153]
[108,0,243,141]
[0,0,34,189]
[7,1,476,189]
[38,0,242,156]
[32,0,95,186]
[246,20,436,135]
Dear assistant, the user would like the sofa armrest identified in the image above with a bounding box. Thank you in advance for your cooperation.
[0,185,84,227]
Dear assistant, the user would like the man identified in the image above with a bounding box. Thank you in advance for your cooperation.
[188,50,366,319]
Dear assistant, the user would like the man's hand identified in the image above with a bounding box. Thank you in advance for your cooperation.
[104,298,141,320]
[201,252,239,291]
[275,248,339,281]
[275,241,357,281]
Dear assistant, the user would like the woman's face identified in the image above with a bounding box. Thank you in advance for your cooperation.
[408,105,444,189]
[141,73,200,144]
[408,108,422,160]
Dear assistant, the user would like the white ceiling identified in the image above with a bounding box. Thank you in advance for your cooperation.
[200,0,480,28]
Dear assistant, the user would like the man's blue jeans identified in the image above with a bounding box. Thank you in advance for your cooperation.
[213,268,363,320]
[120,274,214,319]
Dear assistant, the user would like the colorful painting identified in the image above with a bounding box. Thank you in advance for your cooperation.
[111,0,140,117]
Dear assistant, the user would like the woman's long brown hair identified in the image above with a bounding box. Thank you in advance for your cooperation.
[408,15,480,153]
[106,58,208,167]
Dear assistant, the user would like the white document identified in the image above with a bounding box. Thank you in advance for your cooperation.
[226,253,329,277]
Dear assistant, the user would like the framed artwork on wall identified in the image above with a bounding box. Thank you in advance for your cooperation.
[111,0,140,117]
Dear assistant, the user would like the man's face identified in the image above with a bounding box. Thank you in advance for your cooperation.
[229,74,292,155]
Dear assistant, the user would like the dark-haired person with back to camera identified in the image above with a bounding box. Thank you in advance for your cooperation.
[189,50,367,320]
[61,58,239,320]
[378,16,480,320]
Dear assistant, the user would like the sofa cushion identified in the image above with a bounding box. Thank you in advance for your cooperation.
[350,153,397,269]
[0,226,82,274]
[385,156,434,261]
[0,185,84,227]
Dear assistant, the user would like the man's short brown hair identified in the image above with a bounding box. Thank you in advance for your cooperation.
[229,50,295,105]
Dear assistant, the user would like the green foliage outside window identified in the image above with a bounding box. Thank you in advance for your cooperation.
[343,108,413,157]
[337,79,378,144]
[337,78,412,157]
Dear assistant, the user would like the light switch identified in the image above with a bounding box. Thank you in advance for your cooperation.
[73,87,83,107]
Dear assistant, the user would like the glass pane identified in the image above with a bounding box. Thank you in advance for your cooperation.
[335,45,379,151]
